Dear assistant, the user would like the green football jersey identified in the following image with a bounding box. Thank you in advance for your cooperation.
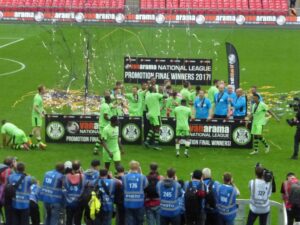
[180,88,192,102]
[1,122,19,137]
[166,97,182,117]
[102,124,119,153]
[252,102,268,125]
[32,93,43,117]
[99,102,111,128]
[208,86,219,103]
[160,98,167,117]
[174,105,191,130]
[138,89,149,113]
[125,93,141,116]
[145,93,163,117]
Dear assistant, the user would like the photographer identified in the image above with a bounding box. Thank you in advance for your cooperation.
[216,173,240,225]
[290,110,300,160]
[246,165,274,225]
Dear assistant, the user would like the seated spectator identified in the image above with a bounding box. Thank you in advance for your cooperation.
[194,90,211,119]
[184,169,206,225]
[157,168,182,225]
[216,173,240,225]
[7,162,36,225]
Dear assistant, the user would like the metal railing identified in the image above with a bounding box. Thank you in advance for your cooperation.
[235,199,288,225]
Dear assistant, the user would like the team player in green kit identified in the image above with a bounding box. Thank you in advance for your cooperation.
[1,120,31,150]
[30,85,47,149]
[144,86,164,151]
[174,99,192,158]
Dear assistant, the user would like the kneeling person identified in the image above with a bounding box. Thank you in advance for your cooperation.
[101,116,124,171]
[1,120,34,150]
[174,99,191,158]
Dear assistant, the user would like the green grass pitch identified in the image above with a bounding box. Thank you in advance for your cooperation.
[0,23,300,211]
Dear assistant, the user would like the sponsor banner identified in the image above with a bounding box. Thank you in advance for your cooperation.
[226,42,240,89]
[144,118,253,148]
[45,114,99,143]
[45,114,142,144]
[119,116,142,145]
[124,57,212,85]
[1,11,300,25]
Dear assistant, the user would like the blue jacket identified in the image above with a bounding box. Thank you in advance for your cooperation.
[203,178,219,213]
[194,97,211,119]
[231,96,247,117]
[96,178,117,212]
[63,173,86,207]
[214,92,229,116]
[157,179,182,217]
[122,172,148,209]
[216,184,238,221]
[184,180,207,209]
[84,169,99,185]
[39,170,64,204]
[30,183,40,204]
[8,173,33,209]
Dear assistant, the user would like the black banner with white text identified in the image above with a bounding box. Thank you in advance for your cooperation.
[144,118,253,148]
[124,57,212,85]
[226,42,240,89]
[45,114,142,145]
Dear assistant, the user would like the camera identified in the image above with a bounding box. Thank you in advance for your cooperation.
[255,163,276,193]
[288,97,300,112]
[286,119,299,127]
[255,163,273,183]
[286,97,300,127]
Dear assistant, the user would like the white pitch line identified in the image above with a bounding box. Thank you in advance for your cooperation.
[0,58,26,77]
[0,38,24,49]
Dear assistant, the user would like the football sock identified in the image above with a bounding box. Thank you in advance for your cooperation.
[260,137,269,148]
[154,132,160,145]
[146,130,154,142]
[254,137,259,152]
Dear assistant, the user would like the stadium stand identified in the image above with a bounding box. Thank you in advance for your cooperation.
[0,0,288,15]
[140,0,289,15]
[0,0,125,13]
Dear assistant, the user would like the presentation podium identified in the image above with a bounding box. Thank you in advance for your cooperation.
[45,114,252,149]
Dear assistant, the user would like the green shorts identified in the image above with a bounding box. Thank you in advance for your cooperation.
[32,116,42,127]
[103,150,121,163]
[149,116,161,126]
[176,129,190,138]
[251,124,263,135]
[13,130,28,145]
